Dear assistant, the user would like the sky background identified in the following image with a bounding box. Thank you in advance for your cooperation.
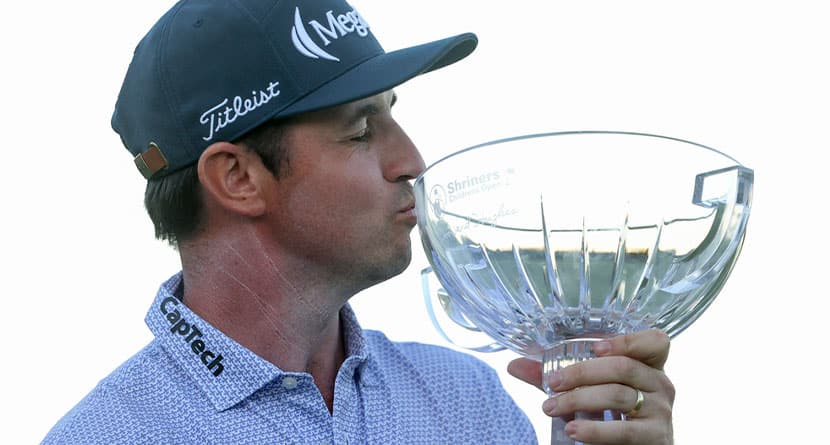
[2,1,828,443]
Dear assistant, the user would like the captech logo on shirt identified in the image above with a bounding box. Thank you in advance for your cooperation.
[291,6,370,62]
[160,297,226,377]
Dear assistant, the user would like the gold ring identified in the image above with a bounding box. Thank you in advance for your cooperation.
[624,388,644,417]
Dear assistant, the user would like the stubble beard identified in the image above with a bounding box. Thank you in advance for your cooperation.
[344,237,413,295]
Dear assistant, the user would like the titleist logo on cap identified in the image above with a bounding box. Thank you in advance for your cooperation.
[291,6,371,62]
[199,81,281,141]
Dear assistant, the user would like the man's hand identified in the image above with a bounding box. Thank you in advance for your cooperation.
[508,329,674,444]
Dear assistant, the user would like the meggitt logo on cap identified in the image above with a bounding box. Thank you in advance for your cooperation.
[291,6,370,62]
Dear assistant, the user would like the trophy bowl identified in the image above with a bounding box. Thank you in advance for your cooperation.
[415,131,753,444]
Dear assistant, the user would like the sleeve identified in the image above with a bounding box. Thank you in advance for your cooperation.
[41,385,155,445]
[465,356,539,445]
[392,337,539,445]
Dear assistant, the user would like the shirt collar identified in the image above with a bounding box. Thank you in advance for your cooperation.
[339,303,379,386]
[340,304,367,360]
[145,272,377,411]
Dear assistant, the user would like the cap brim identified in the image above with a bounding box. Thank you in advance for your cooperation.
[276,32,477,118]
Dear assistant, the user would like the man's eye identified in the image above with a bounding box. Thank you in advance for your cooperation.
[352,127,371,142]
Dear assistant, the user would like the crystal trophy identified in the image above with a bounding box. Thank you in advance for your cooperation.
[415,131,753,445]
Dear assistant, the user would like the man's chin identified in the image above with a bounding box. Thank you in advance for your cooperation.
[361,249,412,288]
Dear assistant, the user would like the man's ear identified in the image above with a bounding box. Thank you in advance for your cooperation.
[197,141,269,217]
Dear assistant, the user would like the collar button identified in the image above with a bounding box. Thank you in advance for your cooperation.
[281,376,298,390]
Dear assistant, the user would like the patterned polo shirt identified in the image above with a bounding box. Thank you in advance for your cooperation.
[43,273,537,444]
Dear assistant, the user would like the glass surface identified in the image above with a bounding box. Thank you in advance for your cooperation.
[415,131,753,444]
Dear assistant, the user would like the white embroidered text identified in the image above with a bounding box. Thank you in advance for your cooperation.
[200,81,281,141]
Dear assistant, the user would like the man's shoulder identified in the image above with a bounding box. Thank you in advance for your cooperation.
[42,341,180,444]
[363,330,499,382]
[362,330,538,444]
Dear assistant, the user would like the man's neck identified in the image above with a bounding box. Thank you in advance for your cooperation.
[179,239,350,413]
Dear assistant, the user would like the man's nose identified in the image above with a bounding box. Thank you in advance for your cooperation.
[383,121,426,182]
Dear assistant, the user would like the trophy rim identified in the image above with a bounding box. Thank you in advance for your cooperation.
[414,130,748,187]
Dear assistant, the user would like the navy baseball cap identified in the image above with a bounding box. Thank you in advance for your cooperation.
[113,0,478,179]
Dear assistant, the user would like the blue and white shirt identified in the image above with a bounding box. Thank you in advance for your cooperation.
[43,273,537,444]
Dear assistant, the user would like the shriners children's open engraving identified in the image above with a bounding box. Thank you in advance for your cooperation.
[429,168,519,229]
[160,297,225,377]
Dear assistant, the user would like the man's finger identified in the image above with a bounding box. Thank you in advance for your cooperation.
[593,329,670,370]
[547,355,670,394]
[565,417,673,445]
[542,383,643,418]
[507,357,543,390]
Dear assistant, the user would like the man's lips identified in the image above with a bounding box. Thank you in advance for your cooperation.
[397,199,417,221]
[398,193,416,213]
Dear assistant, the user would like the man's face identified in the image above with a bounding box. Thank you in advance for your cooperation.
[263,90,425,293]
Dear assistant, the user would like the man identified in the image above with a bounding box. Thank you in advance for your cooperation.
[44,0,675,443]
